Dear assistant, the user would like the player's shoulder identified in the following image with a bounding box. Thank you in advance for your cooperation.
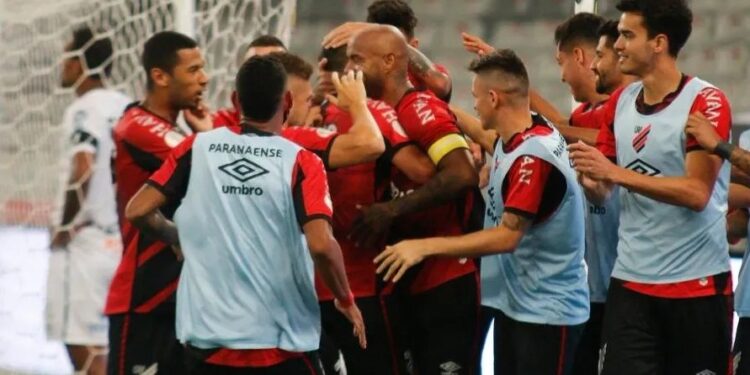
[691,77,730,104]
[396,90,453,125]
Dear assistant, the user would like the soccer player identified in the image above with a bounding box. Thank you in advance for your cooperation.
[346,25,481,374]
[313,45,435,375]
[106,31,211,375]
[375,49,589,375]
[322,0,452,102]
[686,97,750,375]
[243,34,287,61]
[125,56,366,375]
[266,52,314,127]
[568,1,733,373]
[47,26,130,375]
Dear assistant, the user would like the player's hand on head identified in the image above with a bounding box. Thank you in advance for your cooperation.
[326,71,367,113]
[461,32,495,56]
[373,240,427,283]
[304,105,323,128]
[334,300,367,349]
[568,141,617,182]
[312,58,336,105]
[322,22,372,48]
[685,111,721,152]
[184,101,213,133]
[350,202,396,250]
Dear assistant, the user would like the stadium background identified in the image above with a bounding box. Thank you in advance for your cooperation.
[0,0,748,373]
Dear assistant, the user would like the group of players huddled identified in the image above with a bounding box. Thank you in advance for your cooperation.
[48,0,748,374]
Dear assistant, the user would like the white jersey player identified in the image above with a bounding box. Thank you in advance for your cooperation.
[46,26,130,375]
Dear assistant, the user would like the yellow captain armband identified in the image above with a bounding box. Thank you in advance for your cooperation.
[427,133,469,165]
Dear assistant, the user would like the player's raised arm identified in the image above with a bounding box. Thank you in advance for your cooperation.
[325,70,385,168]
[449,104,497,153]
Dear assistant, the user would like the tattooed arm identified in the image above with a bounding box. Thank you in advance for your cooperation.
[407,45,452,101]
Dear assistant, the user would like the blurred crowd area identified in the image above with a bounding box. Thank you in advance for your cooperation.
[291,0,750,121]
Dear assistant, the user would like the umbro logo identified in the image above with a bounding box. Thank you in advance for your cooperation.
[625,158,661,176]
[218,158,269,182]
[696,370,716,375]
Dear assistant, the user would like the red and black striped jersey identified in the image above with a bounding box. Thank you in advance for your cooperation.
[106,103,186,315]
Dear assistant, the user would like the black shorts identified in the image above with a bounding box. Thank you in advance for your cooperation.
[399,273,481,375]
[599,278,733,375]
[319,295,408,375]
[571,301,606,375]
[184,346,323,375]
[734,317,750,375]
[491,307,584,375]
[108,312,185,375]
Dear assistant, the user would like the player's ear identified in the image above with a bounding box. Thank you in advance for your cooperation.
[489,89,500,108]
[410,38,419,49]
[573,47,585,66]
[282,90,292,122]
[231,91,240,111]
[150,67,170,88]
[652,33,669,55]
[383,53,396,71]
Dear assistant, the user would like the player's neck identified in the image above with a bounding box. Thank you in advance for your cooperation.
[609,74,638,94]
[381,77,412,108]
[75,78,103,97]
[242,112,284,134]
[585,90,609,106]
[640,58,682,105]
[142,92,180,124]
[495,105,533,145]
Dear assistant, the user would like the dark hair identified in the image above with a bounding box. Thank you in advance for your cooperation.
[248,34,286,49]
[468,49,529,94]
[319,45,347,73]
[366,0,418,39]
[616,0,692,57]
[70,26,114,79]
[597,20,620,47]
[267,52,313,80]
[142,31,198,89]
[554,12,606,51]
[236,56,287,122]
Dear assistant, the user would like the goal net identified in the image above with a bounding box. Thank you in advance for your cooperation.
[0,0,296,228]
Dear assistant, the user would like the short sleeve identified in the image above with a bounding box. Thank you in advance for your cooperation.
[594,88,622,160]
[68,108,102,155]
[147,135,196,202]
[291,149,333,228]
[367,100,411,158]
[282,127,340,170]
[501,155,553,218]
[739,130,750,150]
[686,86,732,152]
[398,93,467,165]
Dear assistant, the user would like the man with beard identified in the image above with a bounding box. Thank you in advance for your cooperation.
[106,31,212,375]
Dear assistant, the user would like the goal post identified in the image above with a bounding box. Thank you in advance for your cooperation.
[0,0,296,229]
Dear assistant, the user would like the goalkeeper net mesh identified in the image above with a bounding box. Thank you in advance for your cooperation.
[0,0,296,228]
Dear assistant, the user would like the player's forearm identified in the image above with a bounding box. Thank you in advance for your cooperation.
[612,167,712,211]
[581,179,614,205]
[330,102,384,168]
[727,210,749,239]
[529,89,567,127]
[407,45,451,100]
[421,226,519,258]
[59,153,93,226]
[728,145,750,176]
[731,166,750,187]
[388,157,477,218]
[729,183,750,209]
[556,125,599,146]
[449,105,497,153]
[130,210,180,246]
[311,237,353,302]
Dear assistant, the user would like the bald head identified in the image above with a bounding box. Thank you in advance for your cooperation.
[345,24,410,99]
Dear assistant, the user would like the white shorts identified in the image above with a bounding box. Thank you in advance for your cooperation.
[46,226,122,346]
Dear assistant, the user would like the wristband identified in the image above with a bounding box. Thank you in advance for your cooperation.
[713,141,735,160]
[336,291,355,308]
